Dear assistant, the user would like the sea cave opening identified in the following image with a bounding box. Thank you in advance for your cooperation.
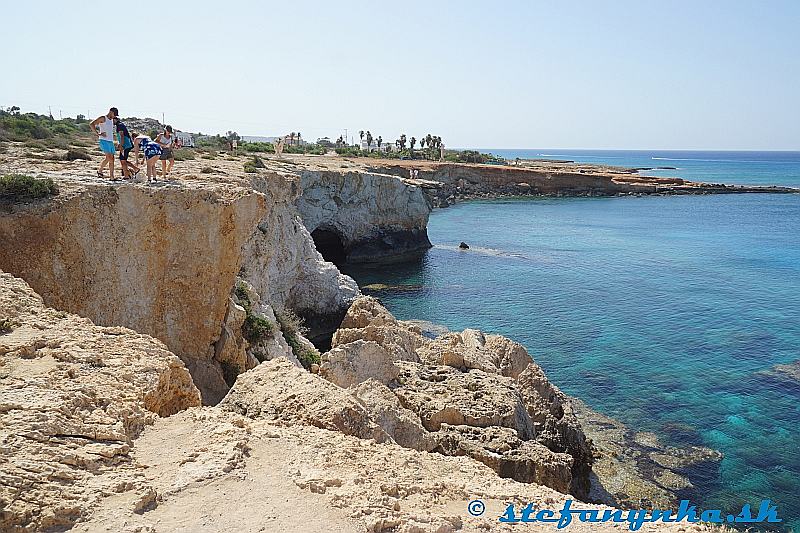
[311,228,347,267]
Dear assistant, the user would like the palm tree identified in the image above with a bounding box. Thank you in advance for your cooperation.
[426,134,433,150]
[297,131,302,145]
[419,137,426,149]
[289,132,295,146]
[377,136,383,150]
[366,131,373,151]
[399,134,407,150]
[359,130,365,145]
[410,137,416,150]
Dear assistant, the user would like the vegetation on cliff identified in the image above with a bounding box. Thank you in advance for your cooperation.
[0,174,58,201]
[234,282,276,343]
[277,309,321,369]
[0,108,93,147]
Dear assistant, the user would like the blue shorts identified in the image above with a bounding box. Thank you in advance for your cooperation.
[144,143,162,159]
[99,139,116,155]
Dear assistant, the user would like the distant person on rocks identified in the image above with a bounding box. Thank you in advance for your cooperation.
[155,126,175,178]
[132,133,163,183]
[114,117,139,179]
[89,107,119,180]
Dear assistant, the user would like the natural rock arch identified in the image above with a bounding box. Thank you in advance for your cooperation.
[311,227,347,266]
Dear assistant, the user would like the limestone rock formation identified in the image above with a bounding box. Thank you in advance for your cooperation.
[0,271,201,531]
[432,424,574,493]
[322,296,592,497]
[219,357,388,442]
[417,329,531,378]
[78,410,716,533]
[320,339,399,388]
[0,172,359,404]
[393,361,535,438]
[332,296,423,362]
[295,170,433,263]
[240,173,359,339]
[351,379,436,451]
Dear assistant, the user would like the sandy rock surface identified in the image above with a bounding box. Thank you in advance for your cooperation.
[0,271,200,531]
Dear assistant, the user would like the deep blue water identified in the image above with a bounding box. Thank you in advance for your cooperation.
[475,149,800,188]
[344,152,800,530]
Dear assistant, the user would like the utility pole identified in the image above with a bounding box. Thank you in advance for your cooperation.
[59,110,62,119]
[162,112,165,124]
[48,106,52,119]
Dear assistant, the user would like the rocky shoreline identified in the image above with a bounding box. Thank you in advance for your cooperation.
[0,145,737,531]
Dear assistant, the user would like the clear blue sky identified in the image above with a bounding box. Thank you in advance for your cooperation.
[2,0,798,150]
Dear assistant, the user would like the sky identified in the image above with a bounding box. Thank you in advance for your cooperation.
[2,1,799,150]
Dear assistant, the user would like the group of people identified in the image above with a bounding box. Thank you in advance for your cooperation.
[90,107,179,182]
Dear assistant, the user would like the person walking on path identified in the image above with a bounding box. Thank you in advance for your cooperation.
[132,133,163,183]
[155,126,176,178]
[114,117,139,179]
[89,107,119,180]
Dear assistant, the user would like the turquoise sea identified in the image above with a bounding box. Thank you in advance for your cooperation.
[344,151,800,531]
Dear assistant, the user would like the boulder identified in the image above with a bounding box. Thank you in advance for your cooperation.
[338,295,398,329]
[417,329,531,378]
[433,424,573,493]
[320,339,399,388]
[219,357,388,442]
[393,361,535,439]
[332,296,424,362]
[351,379,435,451]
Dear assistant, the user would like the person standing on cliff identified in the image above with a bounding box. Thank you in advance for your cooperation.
[114,117,139,179]
[155,126,176,179]
[89,107,119,180]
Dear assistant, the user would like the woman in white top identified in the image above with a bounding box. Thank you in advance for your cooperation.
[155,125,176,178]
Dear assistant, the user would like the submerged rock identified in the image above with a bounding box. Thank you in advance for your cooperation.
[459,241,470,249]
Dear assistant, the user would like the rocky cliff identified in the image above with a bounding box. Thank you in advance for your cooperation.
[0,272,716,533]
[0,148,725,531]
[295,169,433,263]
[0,162,357,403]
[365,160,798,207]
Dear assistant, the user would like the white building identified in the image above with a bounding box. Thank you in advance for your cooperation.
[175,131,194,147]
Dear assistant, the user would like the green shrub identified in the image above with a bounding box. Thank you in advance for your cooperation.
[64,148,91,161]
[173,148,195,161]
[241,142,274,153]
[234,281,275,344]
[0,109,93,145]
[0,318,14,333]
[276,310,320,369]
[0,174,58,200]
[242,314,275,343]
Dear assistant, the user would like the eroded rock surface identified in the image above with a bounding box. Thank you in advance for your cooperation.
[0,169,358,403]
[0,272,201,531]
[296,169,433,263]
[322,296,593,497]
